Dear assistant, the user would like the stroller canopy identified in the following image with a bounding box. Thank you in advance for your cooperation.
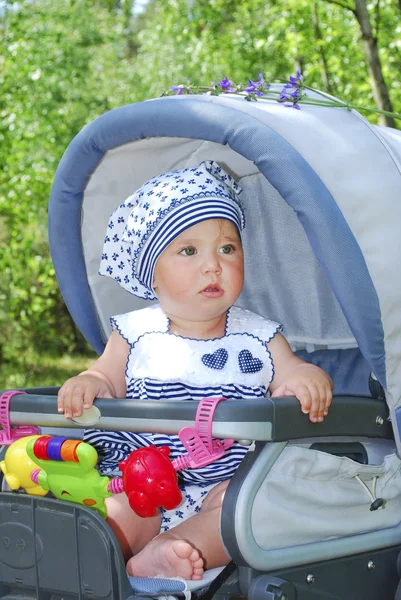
[49,89,401,450]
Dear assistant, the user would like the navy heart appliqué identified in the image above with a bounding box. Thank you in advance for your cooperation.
[238,349,263,374]
[201,348,228,370]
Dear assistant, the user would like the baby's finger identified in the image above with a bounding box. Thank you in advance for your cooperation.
[83,387,96,409]
[271,384,289,398]
[317,386,328,420]
[324,385,333,416]
[306,384,322,422]
[57,386,66,413]
[296,384,312,415]
[70,387,87,418]
[61,388,75,419]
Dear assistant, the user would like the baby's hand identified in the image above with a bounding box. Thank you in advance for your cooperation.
[57,373,113,419]
[271,364,333,423]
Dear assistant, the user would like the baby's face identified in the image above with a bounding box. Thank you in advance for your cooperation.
[153,219,244,324]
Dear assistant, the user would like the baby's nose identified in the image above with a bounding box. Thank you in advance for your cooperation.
[201,255,222,273]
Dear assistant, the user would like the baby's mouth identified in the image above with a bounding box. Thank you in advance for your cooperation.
[200,284,223,296]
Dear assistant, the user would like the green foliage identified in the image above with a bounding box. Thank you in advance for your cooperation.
[1,0,400,384]
[0,352,96,389]
[0,0,123,370]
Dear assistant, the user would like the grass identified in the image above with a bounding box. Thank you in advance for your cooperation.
[0,352,97,390]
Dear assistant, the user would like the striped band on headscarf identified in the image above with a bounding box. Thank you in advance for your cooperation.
[99,160,245,300]
[137,197,243,292]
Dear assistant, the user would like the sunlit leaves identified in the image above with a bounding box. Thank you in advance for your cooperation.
[1,0,400,379]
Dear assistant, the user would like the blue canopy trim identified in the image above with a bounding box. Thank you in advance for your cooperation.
[49,97,386,386]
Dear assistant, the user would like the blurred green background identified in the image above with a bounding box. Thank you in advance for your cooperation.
[1,0,400,388]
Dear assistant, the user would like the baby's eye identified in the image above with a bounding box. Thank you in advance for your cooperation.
[219,244,234,254]
[180,247,196,256]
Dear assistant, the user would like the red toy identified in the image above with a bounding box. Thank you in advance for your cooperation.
[119,446,182,517]
[110,398,234,518]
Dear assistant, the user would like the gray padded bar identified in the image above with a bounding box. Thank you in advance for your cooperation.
[270,395,392,440]
[4,390,393,441]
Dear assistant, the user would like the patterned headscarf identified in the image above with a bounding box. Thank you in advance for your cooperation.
[99,160,245,300]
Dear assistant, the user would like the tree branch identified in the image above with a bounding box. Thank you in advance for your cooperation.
[354,0,396,127]
[311,3,334,94]
[375,0,380,42]
[321,0,356,15]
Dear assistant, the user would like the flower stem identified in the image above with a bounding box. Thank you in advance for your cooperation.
[166,74,401,122]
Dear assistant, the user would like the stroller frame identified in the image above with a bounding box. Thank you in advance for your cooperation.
[0,391,399,599]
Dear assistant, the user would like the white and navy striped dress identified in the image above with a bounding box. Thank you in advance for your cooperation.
[84,304,281,528]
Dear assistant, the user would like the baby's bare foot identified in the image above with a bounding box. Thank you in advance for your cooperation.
[127,537,204,580]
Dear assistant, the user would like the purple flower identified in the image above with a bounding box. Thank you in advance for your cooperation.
[279,77,302,105]
[171,85,184,95]
[289,69,303,85]
[218,77,237,93]
[171,84,191,95]
[279,87,291,102]
[244,82,257,93]
[245,72,268,95]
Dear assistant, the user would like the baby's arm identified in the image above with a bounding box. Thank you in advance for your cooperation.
[268,333,333,423]
[57,330,130,419]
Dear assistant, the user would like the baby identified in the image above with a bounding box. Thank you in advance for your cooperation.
[58,161,333,581]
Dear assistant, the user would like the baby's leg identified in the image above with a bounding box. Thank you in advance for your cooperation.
[106,493,161,560]
[127,480,230,579]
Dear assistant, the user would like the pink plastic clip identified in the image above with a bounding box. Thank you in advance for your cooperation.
[0,390,39,445]
[172,397,234,470]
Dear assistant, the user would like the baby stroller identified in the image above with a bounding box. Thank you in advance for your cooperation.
[0,86,401,600]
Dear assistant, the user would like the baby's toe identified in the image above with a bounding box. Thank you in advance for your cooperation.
[189,548,201,562]
[173,541,194,559]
